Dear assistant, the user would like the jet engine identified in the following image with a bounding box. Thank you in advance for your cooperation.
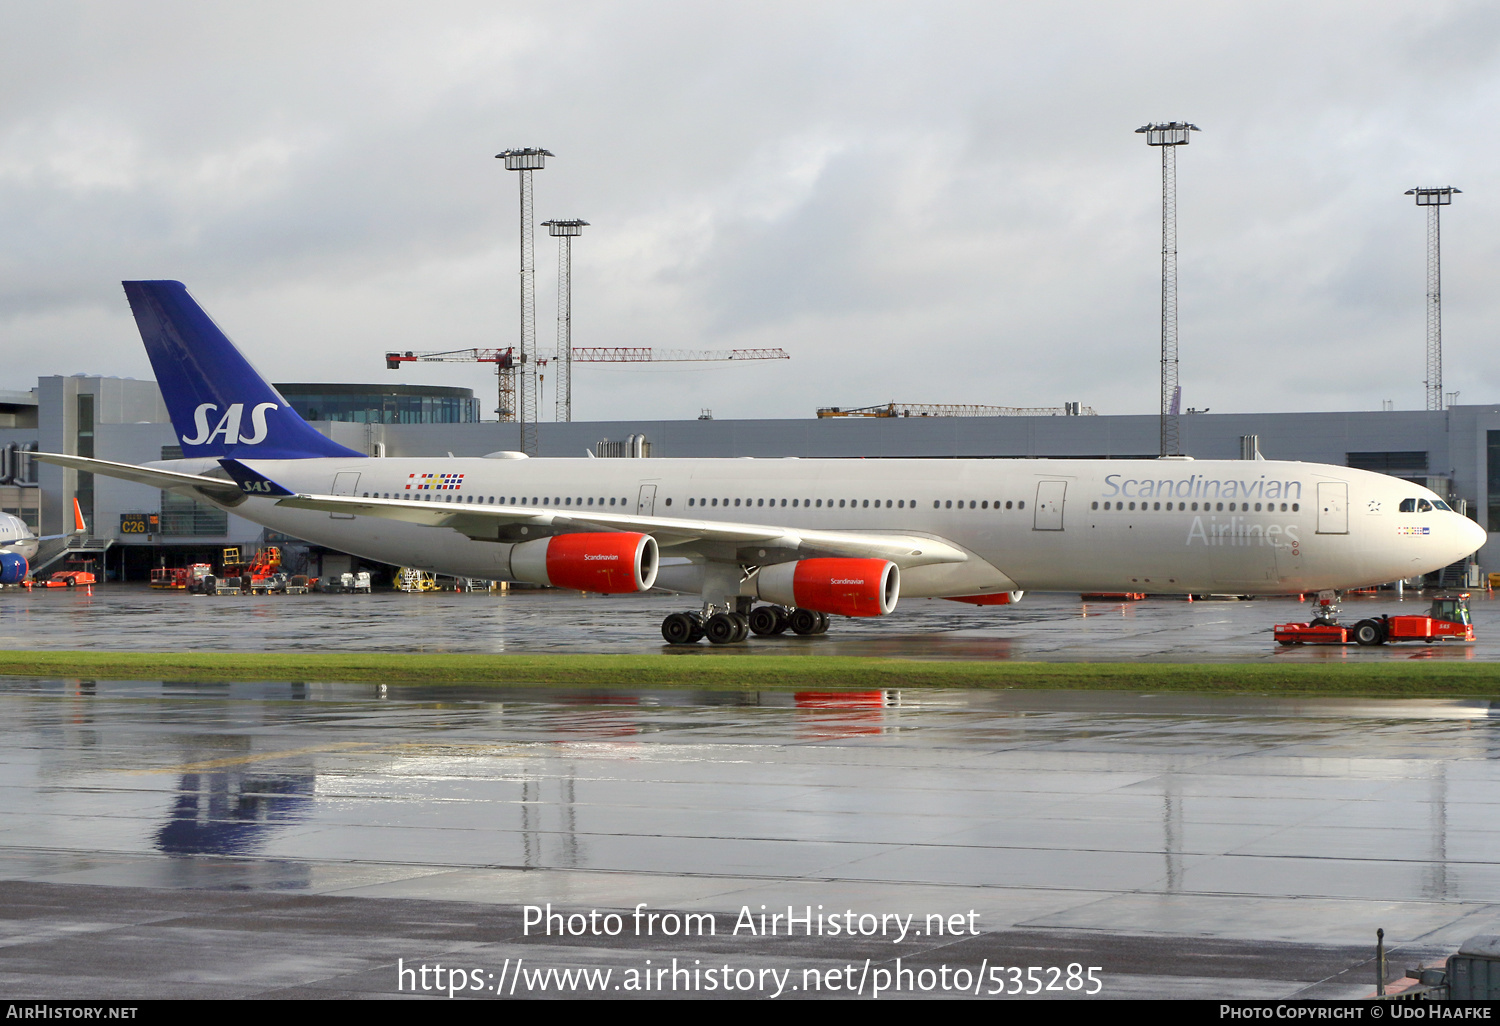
[0,552,27,585]
[510,532,659,593]
[943,591,1024,606]
[756,558,899,617]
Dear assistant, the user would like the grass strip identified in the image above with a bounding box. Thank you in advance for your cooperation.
[0,650,1497,697]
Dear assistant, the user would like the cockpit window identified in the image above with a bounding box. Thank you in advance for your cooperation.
[1417,499,1433,512]
[1432,499,1452,511]
[1399,498,1416,512]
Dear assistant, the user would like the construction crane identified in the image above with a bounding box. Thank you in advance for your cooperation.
[386,348,520,419]
[385,346,789,421]
[817,402,1097,418]
[572,348,788,362]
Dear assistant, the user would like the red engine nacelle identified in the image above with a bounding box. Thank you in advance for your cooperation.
[757,558,899,617]
[510,532,659,593]
[942,591,1024,606]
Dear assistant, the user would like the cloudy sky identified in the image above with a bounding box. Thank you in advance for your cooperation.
[1,1,1497,421]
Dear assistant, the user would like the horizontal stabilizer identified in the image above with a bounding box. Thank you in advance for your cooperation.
[218,459,295,497]
[32,452,246,505]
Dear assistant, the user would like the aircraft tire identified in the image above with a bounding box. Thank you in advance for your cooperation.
[749,605,787,636]
[789,608,821,636]
[813,611,831,634]
[661,613,699,645]
[705,613,741,645]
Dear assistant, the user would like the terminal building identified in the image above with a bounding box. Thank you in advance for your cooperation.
[2,372,1497,582]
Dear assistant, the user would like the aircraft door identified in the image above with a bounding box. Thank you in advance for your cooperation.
[1316,482,1348,535]
[330,472,360,519]
[636,484,657,516]
[1033,481,1066,531]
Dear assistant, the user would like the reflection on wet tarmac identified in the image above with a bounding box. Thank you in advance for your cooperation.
[155,769,315,858]
[3,676,1499,964]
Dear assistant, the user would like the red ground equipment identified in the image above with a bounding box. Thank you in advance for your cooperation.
[1275,593,1475,647]
[220,546,283,593]
[150,567,191,590]
[26,571,97,589]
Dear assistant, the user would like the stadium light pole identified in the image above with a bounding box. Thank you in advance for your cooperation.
[497,147,553,454]
[1136,121,1199,456]
[1406,186,1460,411]
[541,219,588,423]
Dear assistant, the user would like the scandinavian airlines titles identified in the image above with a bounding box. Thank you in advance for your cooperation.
[1103,473,1304,501]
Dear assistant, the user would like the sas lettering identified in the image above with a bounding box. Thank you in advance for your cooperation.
[181,402,278,446]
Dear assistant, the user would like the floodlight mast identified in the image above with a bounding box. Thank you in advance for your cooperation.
[497,147,553,454]
[1406,187,1460,411]
[1136,121,1199,457]
[542,219,588,423]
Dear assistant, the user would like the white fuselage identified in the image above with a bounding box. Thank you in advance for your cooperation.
[162,455,1485,598]
[0,512,38,562]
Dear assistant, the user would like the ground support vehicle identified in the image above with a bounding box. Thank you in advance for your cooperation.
[1275,594,1475,647]
[397,568,439,593]
[25,571,96,589]
[150,567,191,590]
[219,546,283,594]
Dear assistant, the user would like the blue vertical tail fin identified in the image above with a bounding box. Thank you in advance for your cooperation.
[124,280,362,460]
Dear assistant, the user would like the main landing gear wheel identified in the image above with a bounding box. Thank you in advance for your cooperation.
[788,608,830,636]
[661,612,705,645]
[705,612,750,644]
[1352,619,1386,646]
[749,604,790,636]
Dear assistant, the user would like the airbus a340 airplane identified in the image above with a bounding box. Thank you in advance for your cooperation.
[36,281,1486,643]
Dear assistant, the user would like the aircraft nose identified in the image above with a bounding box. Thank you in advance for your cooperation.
[1459,514,1487,559]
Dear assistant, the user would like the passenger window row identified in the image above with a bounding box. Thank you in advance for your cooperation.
[685,497,917,509]
[1092,500,1300,513]
[358,491,1046,514]
[364,493,630,507]
[934,499,1025,510]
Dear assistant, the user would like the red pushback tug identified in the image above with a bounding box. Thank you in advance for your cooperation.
[1275,593,1474,647]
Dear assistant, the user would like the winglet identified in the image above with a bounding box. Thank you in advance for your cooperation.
[218,459,296,497]
[72,498,86,534]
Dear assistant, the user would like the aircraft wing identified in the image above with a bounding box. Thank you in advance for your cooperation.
[32,452,246,504]
[271,491,968,568]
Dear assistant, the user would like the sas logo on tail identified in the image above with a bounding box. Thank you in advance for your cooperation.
[181,403,278,446]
